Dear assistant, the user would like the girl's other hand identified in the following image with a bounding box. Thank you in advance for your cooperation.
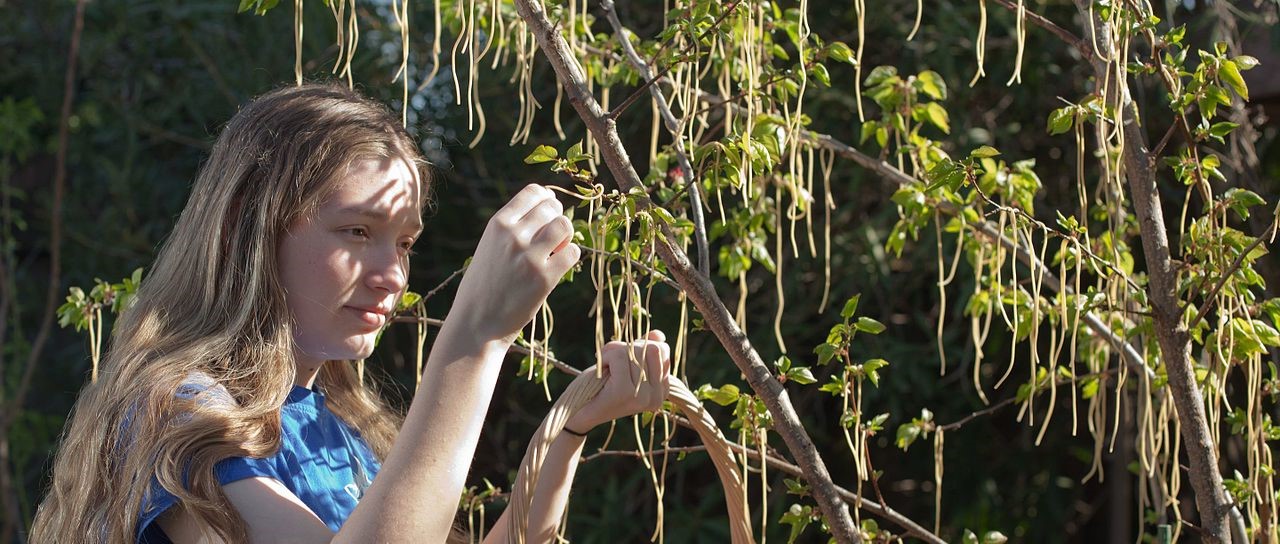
[566,330,672,433]
[450,184,579,344]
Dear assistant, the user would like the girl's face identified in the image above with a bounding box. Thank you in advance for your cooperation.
[278,156,423,373]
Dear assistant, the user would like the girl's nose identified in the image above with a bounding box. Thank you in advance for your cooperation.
[365,248,408,294]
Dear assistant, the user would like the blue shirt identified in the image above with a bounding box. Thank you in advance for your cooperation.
[137,384,382,543]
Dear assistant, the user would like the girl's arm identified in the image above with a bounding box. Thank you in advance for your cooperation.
[482,330,672,543]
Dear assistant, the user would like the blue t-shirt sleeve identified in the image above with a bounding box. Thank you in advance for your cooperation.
[136,378,282,543]
[136,457,282,543]
[137,481,177,544]
[214,455,281,484]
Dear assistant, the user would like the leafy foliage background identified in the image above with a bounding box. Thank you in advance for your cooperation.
[3,0,1279,542]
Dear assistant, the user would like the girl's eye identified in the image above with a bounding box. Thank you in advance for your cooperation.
[345,227,370,238]
[399,242,418,257]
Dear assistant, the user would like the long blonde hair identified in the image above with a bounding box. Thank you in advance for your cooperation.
[32,83,428,543]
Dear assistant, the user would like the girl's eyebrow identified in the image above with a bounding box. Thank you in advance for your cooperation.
[336,206,424,235]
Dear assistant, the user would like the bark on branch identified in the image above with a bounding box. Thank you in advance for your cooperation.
[1070,2,1236,541]
[507,0,860,541]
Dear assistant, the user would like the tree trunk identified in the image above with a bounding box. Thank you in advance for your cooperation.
[1071,2,1234,540]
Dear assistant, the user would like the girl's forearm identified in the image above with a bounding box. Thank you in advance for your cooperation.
[482,431,587,543]
[336,318,512,542]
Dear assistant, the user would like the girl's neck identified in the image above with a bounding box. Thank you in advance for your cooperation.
[294,355,324,388]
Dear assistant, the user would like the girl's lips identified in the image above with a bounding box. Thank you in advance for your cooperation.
[345,306,386,329]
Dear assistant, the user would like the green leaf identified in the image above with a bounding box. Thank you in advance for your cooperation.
[864,65,898,87]
[787,367,817,385]
[916,70,947,100]
[840,294,861,320]
[524,145,559,164]
[863,359,889,387]
[396,291,422,312]
[703,384,741,406]
[1220,60,1249,101]
[779,503,813,544]
[859,121,879,145]
[924,159,965,193]
[775,355,792,373]
[982,531,1010,544]
[783,478,808,496]
[812,63,831,87]
[1233,55,1260,71]
[921,102,950,134]
[1225,188,1266,220]
[970,145,1001,159]
[819,378,845,395]
[1253,319,1280,347]
[1082,377,1100,399]
[828,42,855,65]
[1047,107,1074,135]
[815,343,840,366]
[565,141,592,163]
[854,316,886,334]
[863,358,889,373]
[896,423,922,451]
[1209,121,1239,138]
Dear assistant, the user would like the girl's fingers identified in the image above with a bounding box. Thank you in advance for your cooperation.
[493,184,552,225]
[518,195,563,230]
[546,242,580,276]
[646,342,667,409]
[531,214,573,254]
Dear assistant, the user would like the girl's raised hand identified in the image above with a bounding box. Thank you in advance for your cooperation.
[450,184,579,344]
[566,330,672,433]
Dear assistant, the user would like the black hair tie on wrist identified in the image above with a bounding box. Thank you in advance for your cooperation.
[562,425,588,437]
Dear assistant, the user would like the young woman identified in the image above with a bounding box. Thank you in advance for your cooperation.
[31,83,671,543]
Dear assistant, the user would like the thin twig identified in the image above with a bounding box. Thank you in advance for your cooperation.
[968,171,1143,294]
[579,246,683,291]
[939,366,1121,432]
[391,315,585,377]
[577,442,942,543]
[988,0,1094,59]
[2,0,84,430]
[423,264,469,301]
[1186,216,1279,331]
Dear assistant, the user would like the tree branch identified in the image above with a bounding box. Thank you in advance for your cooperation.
[507,1,860,540]
[601,0,710,279]
[988,0,1094,59]
[580,447,944,544]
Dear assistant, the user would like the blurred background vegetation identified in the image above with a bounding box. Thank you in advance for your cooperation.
[2,0,1279,542]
